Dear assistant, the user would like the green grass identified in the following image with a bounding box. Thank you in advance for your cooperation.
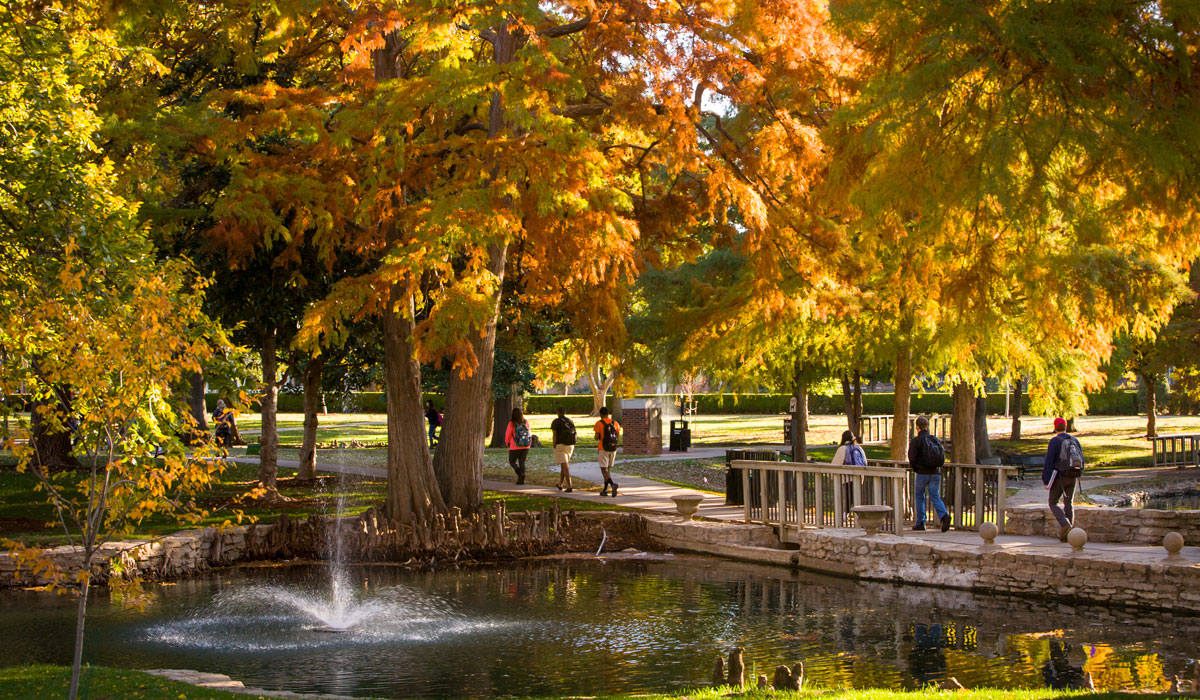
[0,665,1167,700]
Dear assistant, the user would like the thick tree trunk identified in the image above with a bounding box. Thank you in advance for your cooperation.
[298,356,325,483]
[1145,372,1158,438]
[792,359,808,462]
[374,33,449,522]
[609,369,623,422]
[382,284,446,523]
[31,393,78,469]
[890,347,912,460]
[188,371,208,433]
[974,394,992,462]
[489,393,514,448]
[433,246,503,513]
[1010,378,1023,440]
[852,369,863,431]
[258,331,279,492]
[951,382,976,465]
[583,355,614,417]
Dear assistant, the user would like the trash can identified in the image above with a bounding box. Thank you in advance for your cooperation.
[669,419,691,452]
[724,449,779,505]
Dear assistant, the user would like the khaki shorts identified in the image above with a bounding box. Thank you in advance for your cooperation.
[553,444,575,463]
[597,449,617,470]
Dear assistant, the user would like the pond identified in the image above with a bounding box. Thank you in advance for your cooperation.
[1143,490,1200,511]
[0,555,1194,698]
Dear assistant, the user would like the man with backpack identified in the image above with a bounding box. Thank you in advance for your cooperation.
[907,415,951,532]
[594,407,621,497]
[1043,417,1085,542]
[551,406,576,492]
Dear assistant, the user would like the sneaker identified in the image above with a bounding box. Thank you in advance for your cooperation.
[940,514,952,532]
[610,482,618,497]
[565,488,573,493]
[1059,525,1071,542]
[599,487,609,497]
[556,484,563,491]
[913,523,926,531]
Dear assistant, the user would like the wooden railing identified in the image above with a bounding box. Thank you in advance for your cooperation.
[1150,434,1200,468]
[732,459,1017,538]
[867,459,1015,532]
[734,461,910,536]
[856,415,951,444]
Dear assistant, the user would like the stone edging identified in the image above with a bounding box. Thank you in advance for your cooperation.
[1004,503,1200,545]
[143,669,356,699]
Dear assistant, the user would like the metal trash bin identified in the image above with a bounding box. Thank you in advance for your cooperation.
[724,449,780,505]
[669,419,691,452]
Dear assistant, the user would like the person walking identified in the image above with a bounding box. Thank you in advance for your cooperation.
[907,415,951,532]
[212,399,240,448]
[594,407,621,497]
[832,430,867,466]
[1043,417,1085,542]
[550,406,576,492]
[504,407,533,485]
[424,399,441,447]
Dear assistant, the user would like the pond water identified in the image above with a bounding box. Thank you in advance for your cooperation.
[0,555,1195,698]
[1143,490,1200,511]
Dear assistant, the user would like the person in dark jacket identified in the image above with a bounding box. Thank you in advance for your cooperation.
[907,415,951,532]
[424,400,440,447]
[1042,417,1084,541]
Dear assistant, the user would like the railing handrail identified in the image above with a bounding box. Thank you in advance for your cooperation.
[1148,433,1200,440]
[731,460,911,479]
[867,458,1020,473]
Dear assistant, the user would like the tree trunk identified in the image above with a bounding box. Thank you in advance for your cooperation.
[951,382,976,465]
[382,284,447,522]
[841,373,855,432]
[890,347,912,460]
[1145,372,1158,438]
[31,393,78,469]
[67,572,89,700]
[188,371,208,434]
[974,394,992,462]
[489,392,514,448]
[792,359,808,462]
[258,330,279,492]
[583,354,614,417]
[853,369,863,431]
[373,33,450,521]
[298,356,326,483]
[1010,378,1023,440]
[609,369,623,422]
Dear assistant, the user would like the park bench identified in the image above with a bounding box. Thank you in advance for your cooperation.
[1149,434,1200,469]
[1002,453,1043,481]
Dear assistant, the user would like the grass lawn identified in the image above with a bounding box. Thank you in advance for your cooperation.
[0,665,1166,700]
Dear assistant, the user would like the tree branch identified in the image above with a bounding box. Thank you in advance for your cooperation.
[539,14,592,38]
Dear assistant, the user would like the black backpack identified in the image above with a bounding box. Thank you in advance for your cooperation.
[916,432,945,471]
[555,417,577,446]
[601,419,619,451]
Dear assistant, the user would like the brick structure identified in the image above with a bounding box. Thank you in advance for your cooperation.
[621,398,662,455]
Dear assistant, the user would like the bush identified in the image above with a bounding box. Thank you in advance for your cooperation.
[202,388,1142,416]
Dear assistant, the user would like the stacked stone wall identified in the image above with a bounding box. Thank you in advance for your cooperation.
[787,529,1199,613]
[1005,505,1200,544]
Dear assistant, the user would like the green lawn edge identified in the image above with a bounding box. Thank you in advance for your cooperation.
[0,665,1169,700]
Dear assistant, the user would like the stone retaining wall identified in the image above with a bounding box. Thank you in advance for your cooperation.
[785,528,1199,613]
[0,524,273,588]
[1005,504,1200,545]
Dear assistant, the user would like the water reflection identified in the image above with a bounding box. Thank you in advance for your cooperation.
[0,555,1193,697]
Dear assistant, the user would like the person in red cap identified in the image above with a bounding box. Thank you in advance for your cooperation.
[1042,417,1085,541]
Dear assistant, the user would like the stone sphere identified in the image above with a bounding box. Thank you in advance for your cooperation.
[1067,527,1088,551]
[1163,531,1185,556]
[978,522,998,545]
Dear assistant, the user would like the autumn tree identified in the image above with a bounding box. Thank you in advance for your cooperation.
[0,7,223,698]
[828,0,1200,460]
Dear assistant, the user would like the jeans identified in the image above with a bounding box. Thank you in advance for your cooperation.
[428,423,437,446]
[1048,475,1077,528]
[914,473,948,525]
